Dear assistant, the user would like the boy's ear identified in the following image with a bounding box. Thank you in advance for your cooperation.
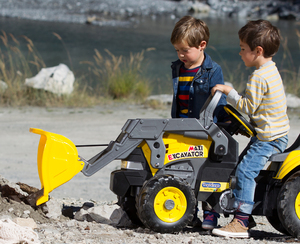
[256,46,264,56]
[199,41,207,50]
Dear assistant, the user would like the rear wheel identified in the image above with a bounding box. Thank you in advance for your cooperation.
[266,211,290,235]
[277,175,300,238]
[136,175,196,233]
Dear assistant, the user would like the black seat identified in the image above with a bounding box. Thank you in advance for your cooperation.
[284,134,300,153]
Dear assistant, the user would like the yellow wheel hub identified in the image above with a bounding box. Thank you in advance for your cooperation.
[154,186,187,223]
[296,192,300,219]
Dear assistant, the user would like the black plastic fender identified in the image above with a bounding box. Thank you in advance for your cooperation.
[110,169,149,197]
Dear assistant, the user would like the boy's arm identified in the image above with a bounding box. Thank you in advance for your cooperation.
[211,84,233,96]
[212,79,263,116]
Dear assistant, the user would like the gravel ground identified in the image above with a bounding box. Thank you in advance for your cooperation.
[0,193,298,244]
[0,104,300,243]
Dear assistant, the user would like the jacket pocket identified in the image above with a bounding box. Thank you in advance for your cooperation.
[194,78,209,94]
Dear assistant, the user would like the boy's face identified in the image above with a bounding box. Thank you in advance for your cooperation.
[173,40,206,69]
[239,40,259,68]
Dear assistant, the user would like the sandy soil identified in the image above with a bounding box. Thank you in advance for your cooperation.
[1,103,299,203]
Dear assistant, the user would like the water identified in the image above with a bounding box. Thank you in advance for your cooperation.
[0,16,299,94]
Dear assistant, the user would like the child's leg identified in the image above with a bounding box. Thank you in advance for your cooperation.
[233,135,288,215]
[212,135,288,238]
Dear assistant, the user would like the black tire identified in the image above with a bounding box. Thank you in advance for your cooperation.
[277,175,300,238]
[136,175,196,233]
[117,194,143,226]
[266,211,290,235]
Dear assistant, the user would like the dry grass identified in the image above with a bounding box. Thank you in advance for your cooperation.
[1,28,299,108]
[81,49,152,101]
[0,31,152,107]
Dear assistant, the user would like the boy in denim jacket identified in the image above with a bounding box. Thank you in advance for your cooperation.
[170,15,228,229]
[211,19,290,238]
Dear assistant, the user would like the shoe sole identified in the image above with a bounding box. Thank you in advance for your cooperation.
[212,228,249,238]
[201,224,215,230]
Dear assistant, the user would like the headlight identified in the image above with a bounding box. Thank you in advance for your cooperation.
[121,160,128,169]
[121,160,143,170]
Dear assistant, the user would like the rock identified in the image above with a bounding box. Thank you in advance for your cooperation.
[14,217,38,229]
[0,0,299,28]
[0,175,29,201]
[74,204,124,225]
[286,93,300,108]
[115,211,134,228]
[0,80,7,94]
[42,197,63,220]
[206,0,300,20]
[0,218,40,244]
[25,63,75,95]
[189,2,211,14]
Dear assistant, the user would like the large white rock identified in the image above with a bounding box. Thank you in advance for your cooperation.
[286,93,300,108]
[25,63,75,95]
[0,80,7,94]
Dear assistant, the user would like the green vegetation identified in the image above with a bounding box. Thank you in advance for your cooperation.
[81,49,151,101]
[208,45,248,92]
[279,34,300,97]
[0,29,299,108]
[209,31,300,97]
[0,32,151,107]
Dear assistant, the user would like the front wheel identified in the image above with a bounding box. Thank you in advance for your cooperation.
[136,175,196,233]
[277,174,300,238]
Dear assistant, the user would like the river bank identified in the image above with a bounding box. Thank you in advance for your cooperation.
[0,0,299,27]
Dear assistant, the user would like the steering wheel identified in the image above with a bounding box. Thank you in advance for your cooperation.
[223,104,256,137]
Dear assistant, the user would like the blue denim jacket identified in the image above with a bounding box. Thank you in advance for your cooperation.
[171,53,228,122]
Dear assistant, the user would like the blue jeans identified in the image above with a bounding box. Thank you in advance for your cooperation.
[233,135,288,214]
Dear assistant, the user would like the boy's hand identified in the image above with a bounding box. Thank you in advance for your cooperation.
[211,84,233,96]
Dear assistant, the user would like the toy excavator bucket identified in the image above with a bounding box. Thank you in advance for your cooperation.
[30,128,84,206]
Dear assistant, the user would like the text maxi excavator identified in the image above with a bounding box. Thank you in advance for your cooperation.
[30,91,300,238]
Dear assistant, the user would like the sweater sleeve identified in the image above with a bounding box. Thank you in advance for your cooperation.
[226,73,266,115]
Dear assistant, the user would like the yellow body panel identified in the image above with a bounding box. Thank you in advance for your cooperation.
[141,133,212,175]
[30,128,84,205]
[275,150,300,180]
[140,141,159,175]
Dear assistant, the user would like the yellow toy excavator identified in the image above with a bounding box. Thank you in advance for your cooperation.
[30,91,300,238]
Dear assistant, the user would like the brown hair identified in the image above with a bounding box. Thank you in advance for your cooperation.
[238,19,281,58]
[170,16,210,47]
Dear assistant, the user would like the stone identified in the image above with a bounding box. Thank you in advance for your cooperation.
[286,93,300,108]
[42,197,63,220]
[0,80,7,93]
[74,204,125,225]
[14,217,38,229]
[25,63,75,95]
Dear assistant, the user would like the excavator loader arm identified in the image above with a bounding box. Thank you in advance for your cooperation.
[29,91,228,206]
[30,128,84,205]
